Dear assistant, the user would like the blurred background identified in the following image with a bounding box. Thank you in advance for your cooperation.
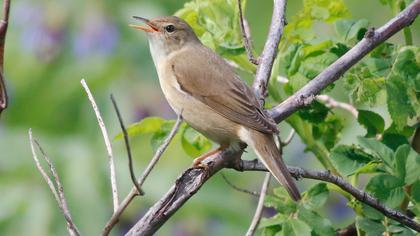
[0,0,418,235]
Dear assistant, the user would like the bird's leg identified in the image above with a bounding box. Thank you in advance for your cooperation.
[193,146,224,167]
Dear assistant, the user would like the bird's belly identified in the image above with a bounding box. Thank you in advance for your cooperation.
[158,74,239,146]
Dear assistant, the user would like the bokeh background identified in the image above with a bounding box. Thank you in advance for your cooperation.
[0,0,419,235]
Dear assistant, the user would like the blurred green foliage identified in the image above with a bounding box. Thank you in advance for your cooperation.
[0,0,419,235]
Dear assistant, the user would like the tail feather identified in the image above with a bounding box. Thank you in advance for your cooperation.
[248,130,301,201]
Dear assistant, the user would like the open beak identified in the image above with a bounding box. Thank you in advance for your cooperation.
[129,16,159,32]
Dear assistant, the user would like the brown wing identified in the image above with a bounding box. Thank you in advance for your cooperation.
[170,45,278,134]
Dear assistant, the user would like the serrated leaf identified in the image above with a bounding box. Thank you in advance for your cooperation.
[259,214,286,228]
[298,101,329,123]
[356,217,386,236]
[281,219,311,236]
[357,110,385,138]
[386,46,420,130]
[366,174,405,208]
[361,203,384,220]
[297,205,335,236]
[357,137,394,168]
[411,180,420,203]
[303,183,329,209]
[404,147,420,185]
[330,145,373,176]
[394,144,411,182]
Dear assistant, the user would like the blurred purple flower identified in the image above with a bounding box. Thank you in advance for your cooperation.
[15,2,66,62]
[72,14,119,58]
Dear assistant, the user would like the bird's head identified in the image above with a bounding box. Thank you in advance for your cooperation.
[130,16,200,55]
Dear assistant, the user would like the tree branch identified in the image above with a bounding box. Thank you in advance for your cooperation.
[29,129,81,236]
[0,0,11,116]
[245,173,270,236]
[237,0,259,65]
[110,94,144,196]
[233,159,420,232]
[269,0,420,123]
[81,79,119,213]
[252,0,287,104]
[102,114,183,236]
[316,95,358,118]
[221,173,260,197]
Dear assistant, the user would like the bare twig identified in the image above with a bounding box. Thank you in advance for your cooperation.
[246,173,270,236]
[0,0,11,115]
[110,94,144,196]
[29,129,81,236]
[317,95,358,118]
[269,0,420,123]
[281,129,295,146]
[252,0,287,104]
[237,0,259,65]
[81,79,119,212]
[233,159,420,232]
[221,173,260,197]
[102,114,183,236]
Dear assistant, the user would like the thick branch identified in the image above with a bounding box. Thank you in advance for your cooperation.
[233,159,420,232]
[252,0,287,104]
[0,0,11,115]
[269,0,420,123]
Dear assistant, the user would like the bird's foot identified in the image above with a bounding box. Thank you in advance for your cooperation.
[192,146,223,169]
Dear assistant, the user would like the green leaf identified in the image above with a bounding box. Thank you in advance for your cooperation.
[394,144,411,182]
[386,46,420,130]
[404,147,420,185]
[411,180,420,203]
[356,217,386,236]
[181,126,212,157]
[330,145,374,176]
[259,214,286,228]
[357,137,394,168]
[382,133,409,151]
[366,174,405,208]
[114,117,169,140]
[335,19,369,42]
[298,101,329,123]
[297,206,335,236]
[361,203,384,220]
[281,219,311,236]
[357,110,385,138]
[303,183,329,209]
[312,114,344,149]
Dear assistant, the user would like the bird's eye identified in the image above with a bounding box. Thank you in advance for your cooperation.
[164,25,175,33]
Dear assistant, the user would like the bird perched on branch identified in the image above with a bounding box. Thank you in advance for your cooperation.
[130,16,301,201]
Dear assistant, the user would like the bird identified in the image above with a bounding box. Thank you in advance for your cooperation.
[130,15,301,201]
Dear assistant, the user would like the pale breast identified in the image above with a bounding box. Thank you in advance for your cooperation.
[153,52,240,145]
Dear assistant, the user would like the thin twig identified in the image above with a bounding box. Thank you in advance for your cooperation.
[237,0,259,65]
[0,0,11,115]
[102,114,183,236]
[29,129,81,236]
[317,95,358,118]
[246,173,270,236]
[110,94,144,196]
[281,129,295,146]
[269,0,420,123]
[221,173,260,197]
[252,0,287,104]
[233,159,420,232]
[81,79,119,213]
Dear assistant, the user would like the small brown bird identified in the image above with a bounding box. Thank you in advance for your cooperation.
[130,16,301,201]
